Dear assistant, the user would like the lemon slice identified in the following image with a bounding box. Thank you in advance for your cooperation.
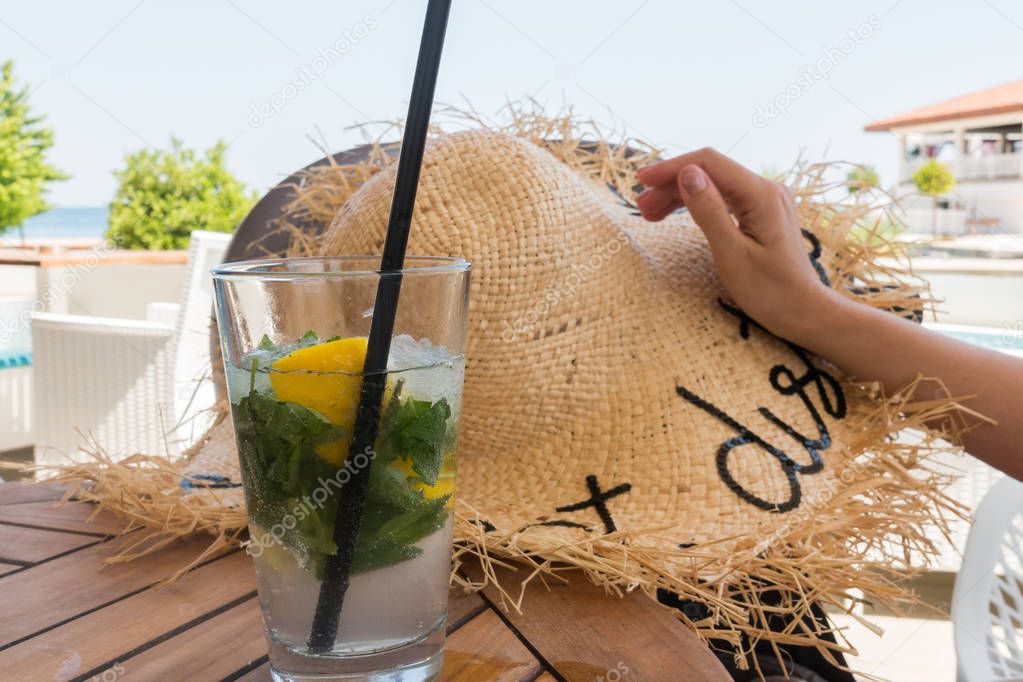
[394,456,456,503]
[269,336,368,465]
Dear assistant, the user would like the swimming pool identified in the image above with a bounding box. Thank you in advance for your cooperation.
[0,298,32,368]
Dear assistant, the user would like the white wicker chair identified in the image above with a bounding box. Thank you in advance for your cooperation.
[31,231,231,465]
[953,475,1023,681]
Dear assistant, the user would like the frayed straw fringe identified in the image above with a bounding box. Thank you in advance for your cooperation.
[450,376,979,675]
[27,103,985,676]
[29,424,247,585]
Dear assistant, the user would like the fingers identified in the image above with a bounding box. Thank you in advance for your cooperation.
[674,164,742,254]
[637,147,767,206]
[635,186,682,221]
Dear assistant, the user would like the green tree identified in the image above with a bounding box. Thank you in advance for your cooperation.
[912,159,956,237]
[846,164,879,195]
[107,138,256,250]
[0,61,66,235]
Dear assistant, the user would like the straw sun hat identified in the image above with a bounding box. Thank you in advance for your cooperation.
[55,109,969,672]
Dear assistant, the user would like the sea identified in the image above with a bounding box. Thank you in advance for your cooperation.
[6,206,108,241]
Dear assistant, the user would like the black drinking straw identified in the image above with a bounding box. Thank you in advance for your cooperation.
[307,0,453,653]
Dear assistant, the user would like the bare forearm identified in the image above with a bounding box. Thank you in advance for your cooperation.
[796,290,1023,478]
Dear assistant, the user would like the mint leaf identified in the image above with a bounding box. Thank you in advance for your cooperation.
[368,463,426,511]
[375,495,450,544]
[246,391,333,446]
[258,334,275,351]
[350,495,449,574]
[232,390,341,571]
[388,398,450,486]
[372,379,404,464]
[352,535,422,574]
[298,506,337,557]
[230,363,454,579]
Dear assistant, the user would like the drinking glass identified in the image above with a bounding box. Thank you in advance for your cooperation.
[212,256,470,682]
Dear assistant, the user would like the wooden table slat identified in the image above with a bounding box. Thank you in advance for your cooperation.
[0,523,97,564]
[0,535,228,647]
[441,609,542,682]
[0,552,256,680]
[446,587,486,634]
[232,660,271,681]
[0,501,132,536]
[0,483,68,506]
[103,598,265,680]
[466,563,730,682]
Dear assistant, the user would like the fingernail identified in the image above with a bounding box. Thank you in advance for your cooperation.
[680,165,706,194]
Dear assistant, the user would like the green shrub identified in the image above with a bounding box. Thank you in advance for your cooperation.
[0,61,66,235]
[846,164,879,194]
[912,158,955,197]
[107,138,256,250]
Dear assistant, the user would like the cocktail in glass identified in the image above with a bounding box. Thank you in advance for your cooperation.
[212,256,470,682]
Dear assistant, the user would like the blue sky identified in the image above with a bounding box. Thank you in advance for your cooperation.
[3,0,1023,206]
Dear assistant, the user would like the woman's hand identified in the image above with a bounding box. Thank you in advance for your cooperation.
[635,147,838,347]
[636,147,1023,479]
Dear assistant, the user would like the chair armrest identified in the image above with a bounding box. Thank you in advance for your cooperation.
[31,312,176,464]
[31,311,174,336]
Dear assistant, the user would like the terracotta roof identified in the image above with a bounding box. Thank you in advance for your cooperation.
[865,79,1023,131]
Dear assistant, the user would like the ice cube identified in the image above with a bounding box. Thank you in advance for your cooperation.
[387,334,449,371]
[226,350,275,401]
[387,335,464,416]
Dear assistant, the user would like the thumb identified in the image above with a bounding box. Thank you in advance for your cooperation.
[677,164,741,253]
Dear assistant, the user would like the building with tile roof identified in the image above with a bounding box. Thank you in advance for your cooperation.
[866,80,1022,235]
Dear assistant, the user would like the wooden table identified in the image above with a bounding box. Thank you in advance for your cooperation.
[0,483,729,682]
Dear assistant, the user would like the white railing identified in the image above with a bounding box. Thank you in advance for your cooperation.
[902,152,1022,183]
[958,152,1021,180]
